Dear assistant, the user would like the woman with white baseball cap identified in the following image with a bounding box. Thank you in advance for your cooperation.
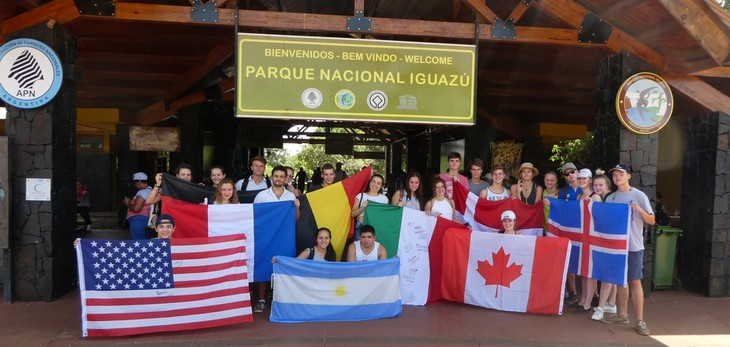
[498,210,519,235]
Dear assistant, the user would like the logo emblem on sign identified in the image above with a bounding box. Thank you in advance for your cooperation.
[0,38,63,109]
[334,89,355,110]
[367,90,388,112]
[301,88,323,109]
[615,72,673,134]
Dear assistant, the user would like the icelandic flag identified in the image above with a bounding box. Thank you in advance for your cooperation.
[452,182,545,236]
[363,202,468,305]
[441,228,570,315]
[270,256,402,323]
[547,198,630,286]
[162,197,296,282]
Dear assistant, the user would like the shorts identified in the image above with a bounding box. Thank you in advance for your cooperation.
[627,250,644,281]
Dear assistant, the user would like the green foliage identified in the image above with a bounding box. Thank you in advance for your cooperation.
[291,144,384,175]
[264,144,385,179]
[549,132,594,168]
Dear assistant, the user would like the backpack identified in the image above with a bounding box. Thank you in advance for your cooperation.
[240,176,272,191]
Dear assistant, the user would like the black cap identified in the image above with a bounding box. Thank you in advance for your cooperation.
[609,164,632,173]
[156,214,175,226]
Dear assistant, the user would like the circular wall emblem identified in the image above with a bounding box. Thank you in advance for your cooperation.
[615,72,673,134]
[366,90,388,112]
[301,88,323,109]
[334,89,355,110]
[0,38,63,109]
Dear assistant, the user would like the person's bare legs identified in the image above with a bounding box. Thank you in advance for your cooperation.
[629,279,644,321]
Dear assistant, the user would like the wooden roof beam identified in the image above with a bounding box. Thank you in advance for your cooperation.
[690,66,730,78]
[1,0,81,39]
[658,0,730,67]
[536,0,666,69]
[664,71,730,115]
[460,0,499,24]
[507,0,532,24]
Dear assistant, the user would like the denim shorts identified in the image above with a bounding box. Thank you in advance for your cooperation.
[627,250,644,281]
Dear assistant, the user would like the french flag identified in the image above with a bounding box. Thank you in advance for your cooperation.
[162,197,296,283]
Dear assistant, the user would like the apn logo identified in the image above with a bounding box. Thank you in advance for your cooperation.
[8,50,45,93]
[0,38,63,109]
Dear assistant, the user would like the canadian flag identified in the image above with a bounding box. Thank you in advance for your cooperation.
[441,228,570,315]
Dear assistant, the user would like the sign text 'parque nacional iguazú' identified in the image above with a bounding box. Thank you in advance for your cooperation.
[237,33,476,125]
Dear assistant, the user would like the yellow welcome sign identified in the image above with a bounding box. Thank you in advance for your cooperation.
[237,33,475,125]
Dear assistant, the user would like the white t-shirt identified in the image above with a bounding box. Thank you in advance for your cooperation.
[235,176,269,191]
[355,193,388,219]
[254,187,296,203]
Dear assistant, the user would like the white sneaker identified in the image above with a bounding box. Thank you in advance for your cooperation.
[603,304,617,314]
[591,306,604,321]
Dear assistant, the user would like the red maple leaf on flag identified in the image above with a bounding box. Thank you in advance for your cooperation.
[477,247,523,297]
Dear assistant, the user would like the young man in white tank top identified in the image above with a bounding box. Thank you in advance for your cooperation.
[347,225,388,262]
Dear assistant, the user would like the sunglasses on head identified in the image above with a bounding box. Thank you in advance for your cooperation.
[563,170,575,177]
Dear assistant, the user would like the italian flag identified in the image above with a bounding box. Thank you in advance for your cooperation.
[441,228,570,314]
[363,202,468,305]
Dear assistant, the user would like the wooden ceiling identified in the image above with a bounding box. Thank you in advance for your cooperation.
[1,0,729,140]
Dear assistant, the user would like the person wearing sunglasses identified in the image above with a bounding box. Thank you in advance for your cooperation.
[558,162,581,200]
[548,162,581,305]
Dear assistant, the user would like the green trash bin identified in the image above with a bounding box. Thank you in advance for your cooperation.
[653,226,682,289]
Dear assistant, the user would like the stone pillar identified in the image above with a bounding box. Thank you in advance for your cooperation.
[680,112,730,297]
[594,51,658,296]
[6,23,79,301]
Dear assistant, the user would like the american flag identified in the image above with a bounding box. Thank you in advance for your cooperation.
[76,234,252,337]
[547,198,630,286]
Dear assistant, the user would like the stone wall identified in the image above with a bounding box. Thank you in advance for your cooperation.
[6,23,79,301]
[595,51,658,296]
[680,112,730,297]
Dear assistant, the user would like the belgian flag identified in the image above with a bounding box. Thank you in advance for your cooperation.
[296,166,372,260]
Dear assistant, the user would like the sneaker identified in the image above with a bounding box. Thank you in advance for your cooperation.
[601,313,630,324]
[253,300,266,313]
[635,320,650,336]
[591,306,604,321]
[603,304,617,314]
[565,292,579,304]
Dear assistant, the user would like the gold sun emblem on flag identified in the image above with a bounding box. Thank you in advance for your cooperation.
[334,284,347,297]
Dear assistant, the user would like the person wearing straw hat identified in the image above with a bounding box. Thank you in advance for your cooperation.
[510,162,543,205]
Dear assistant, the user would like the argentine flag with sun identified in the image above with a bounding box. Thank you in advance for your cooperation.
[271,257,401,322]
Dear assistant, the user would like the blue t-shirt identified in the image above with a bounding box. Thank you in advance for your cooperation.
[558,185,581,200]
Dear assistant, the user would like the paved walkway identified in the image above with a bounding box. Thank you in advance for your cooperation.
[1,286,729,347]
[2,224,730,347]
